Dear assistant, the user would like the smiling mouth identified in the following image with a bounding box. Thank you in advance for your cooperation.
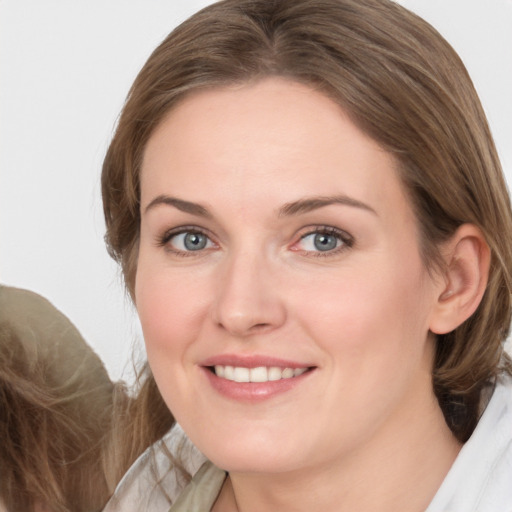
[209,365,312,383]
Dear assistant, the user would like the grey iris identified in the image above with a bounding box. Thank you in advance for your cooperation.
[184,233,207,250]
[314,233,338,251]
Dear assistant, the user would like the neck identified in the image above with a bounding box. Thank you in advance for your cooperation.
[214,391,461,512]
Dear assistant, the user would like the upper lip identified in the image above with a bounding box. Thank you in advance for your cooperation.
[200,354,314,369]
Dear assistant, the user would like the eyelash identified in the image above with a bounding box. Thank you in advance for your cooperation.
[156,225,354,257]
[293,226,354,257]
[157,226,217,257]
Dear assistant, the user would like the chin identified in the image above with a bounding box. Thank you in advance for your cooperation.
[192,431,309,474]
[209,451,298,474]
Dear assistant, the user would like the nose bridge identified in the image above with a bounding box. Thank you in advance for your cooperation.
[212,241,285,336]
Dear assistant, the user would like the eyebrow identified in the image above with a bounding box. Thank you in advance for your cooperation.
[143,194,377,218]
[278,195,377,217]
[144,195,212,218]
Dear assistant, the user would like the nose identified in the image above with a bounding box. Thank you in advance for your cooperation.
[212,249,286,337]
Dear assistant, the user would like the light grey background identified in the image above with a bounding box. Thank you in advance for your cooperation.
[1,1,511,380]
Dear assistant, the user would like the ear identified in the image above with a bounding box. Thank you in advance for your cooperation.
[429,224,490,335]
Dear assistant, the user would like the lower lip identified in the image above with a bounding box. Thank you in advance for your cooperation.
[202,367,314,402]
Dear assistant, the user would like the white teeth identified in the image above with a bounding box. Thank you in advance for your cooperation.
[213,365,308,382]
[224,365,234,380]
[250,366,268,382]
[281,368,294,379]
[233,367,250,383]
[268,367,282,381]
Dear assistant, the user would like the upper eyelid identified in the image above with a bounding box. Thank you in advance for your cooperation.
[296,225,353,241]
[156,225,216,248]
[292,226,354,253]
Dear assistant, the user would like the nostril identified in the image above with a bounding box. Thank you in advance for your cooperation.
[250,322,271,332]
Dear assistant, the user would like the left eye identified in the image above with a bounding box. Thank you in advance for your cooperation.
[297,231,347,252]
[168,231,214,252]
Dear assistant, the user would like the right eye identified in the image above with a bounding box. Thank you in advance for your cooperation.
[161,230,215,254]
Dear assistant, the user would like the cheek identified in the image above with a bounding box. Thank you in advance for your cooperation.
[295,256,433,359]
[295,259,436,428]
[134,264,215,419]
[135,264,211,360]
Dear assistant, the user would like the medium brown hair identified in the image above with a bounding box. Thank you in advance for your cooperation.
[102,0,512,447]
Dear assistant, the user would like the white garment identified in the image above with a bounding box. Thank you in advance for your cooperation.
[104,376,512,512]
[426,374,512,512]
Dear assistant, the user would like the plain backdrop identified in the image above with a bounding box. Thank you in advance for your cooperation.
[1,1,511,381]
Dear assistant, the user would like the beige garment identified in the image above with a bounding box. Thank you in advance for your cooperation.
[0,285,113,408]
[168,461,226,512]
[103,424,209,512]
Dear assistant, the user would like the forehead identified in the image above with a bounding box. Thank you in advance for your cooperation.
[140,78,410,223]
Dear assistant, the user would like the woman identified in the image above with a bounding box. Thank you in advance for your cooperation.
[101,0,512,510]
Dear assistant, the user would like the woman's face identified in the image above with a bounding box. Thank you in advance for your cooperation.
[136,78,444,474]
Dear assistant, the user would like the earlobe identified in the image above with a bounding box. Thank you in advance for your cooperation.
[429,224,490,335]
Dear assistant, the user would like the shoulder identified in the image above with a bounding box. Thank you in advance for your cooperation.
[427,374,512,512]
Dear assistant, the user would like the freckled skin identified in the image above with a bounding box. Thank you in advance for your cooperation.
[136,78,459,511]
